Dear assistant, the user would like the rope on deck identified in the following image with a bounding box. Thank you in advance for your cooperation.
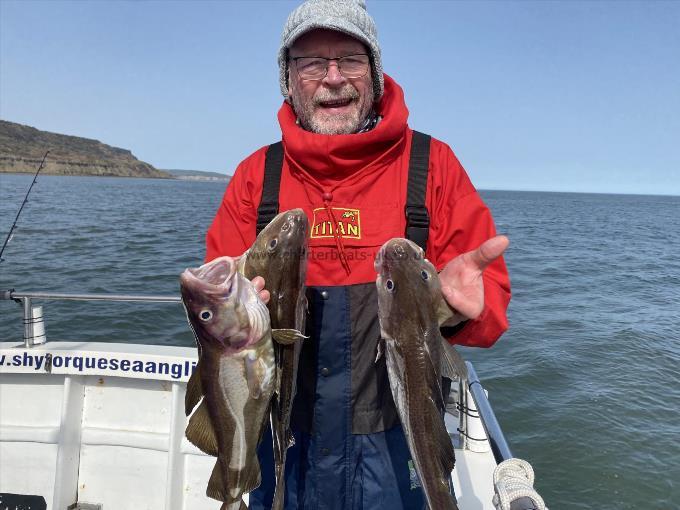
[492,458,548,510]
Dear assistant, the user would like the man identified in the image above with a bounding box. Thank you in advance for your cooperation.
[205,1,511,508]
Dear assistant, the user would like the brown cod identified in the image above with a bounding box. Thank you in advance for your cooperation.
[181,255,276,510]
[238,209,309,510]
[375,238,468,510]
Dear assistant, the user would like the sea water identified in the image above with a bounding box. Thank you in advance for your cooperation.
[1,173,678,509]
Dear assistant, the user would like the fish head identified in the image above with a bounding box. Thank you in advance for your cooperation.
[249,209,308,268]
[375,238,441,339]
[180,256,265,353]
[245,208,309,329]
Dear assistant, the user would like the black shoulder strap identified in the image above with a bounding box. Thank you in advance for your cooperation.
[256,142,284,234]
[405,130,432,251]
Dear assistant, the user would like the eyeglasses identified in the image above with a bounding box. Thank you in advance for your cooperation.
[290,54,370,80]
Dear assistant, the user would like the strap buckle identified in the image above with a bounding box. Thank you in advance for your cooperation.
[405,205,430,250]
[405,205,430,229]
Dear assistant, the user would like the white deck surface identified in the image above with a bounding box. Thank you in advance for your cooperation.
[0,341,498,509]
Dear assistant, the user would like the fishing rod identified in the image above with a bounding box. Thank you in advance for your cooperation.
[0,150,50,263]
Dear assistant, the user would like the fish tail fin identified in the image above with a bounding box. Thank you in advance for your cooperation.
[219,500,247,510]
[208,458,261,504]
[271,461,287,510]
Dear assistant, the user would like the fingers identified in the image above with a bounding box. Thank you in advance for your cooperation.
[259,289,271,305]
[468,235,509,271]
[252,276,265,292]
[441,285,483,320]
[251,276,270,305]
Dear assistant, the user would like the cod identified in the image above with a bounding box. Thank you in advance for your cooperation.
[375,238,468,510]
[181,255,276,510]
[239,209,309,510]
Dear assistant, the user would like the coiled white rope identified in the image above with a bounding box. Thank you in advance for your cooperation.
[492,458,548,510]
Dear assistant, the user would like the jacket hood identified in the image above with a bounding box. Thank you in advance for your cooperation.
[278,74,409,186]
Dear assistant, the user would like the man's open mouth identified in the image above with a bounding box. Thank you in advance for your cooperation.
[317,98,354,109]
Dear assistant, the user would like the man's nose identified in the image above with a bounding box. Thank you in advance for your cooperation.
[323,61,347,86]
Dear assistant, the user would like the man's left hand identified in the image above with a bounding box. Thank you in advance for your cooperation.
[438,235,509,323]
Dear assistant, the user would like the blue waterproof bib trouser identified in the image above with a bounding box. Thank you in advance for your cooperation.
[249,133,439,509]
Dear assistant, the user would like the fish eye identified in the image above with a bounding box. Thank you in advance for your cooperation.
[268,238,278,251]
[199,310,213,321]
[421,270,430,281]
[386,279,396,292]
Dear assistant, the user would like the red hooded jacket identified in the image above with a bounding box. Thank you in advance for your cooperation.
[206,75,510,348]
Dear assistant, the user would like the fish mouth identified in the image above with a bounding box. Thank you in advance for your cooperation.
[180,256,237,297]
[277,209,309,250]
[375,239,410,274]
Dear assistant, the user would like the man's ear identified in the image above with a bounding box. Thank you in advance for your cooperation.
[285,68,292,104]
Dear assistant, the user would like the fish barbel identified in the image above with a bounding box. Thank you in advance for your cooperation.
[239,209,309,510]
[375,238,467,510]
[181,255,276,510]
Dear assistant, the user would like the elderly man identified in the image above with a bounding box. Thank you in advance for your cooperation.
[205,0,511,508]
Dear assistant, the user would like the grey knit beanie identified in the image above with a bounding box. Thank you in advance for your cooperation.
[278,0,384,99]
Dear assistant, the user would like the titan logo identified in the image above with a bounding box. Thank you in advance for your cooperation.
[311,207,361,239]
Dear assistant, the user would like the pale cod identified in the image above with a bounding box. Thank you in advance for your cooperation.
[181,255,276,510]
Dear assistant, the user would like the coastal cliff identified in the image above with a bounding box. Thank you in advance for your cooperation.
[0,120,172,178]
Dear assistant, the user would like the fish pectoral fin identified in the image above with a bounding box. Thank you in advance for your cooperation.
[272,328,308,345]
[440,339,469,382]
[185,359,203,416]
[436,295,458,327]
[245,355,269,399]
[375,337,385,363]
[208,457,262,503]
[185,399,218,456]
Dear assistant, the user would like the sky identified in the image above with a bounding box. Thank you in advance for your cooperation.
[1,0,678,195]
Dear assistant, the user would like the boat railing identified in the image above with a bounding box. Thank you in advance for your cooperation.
[1,289,182,348]
[463,362,513,464]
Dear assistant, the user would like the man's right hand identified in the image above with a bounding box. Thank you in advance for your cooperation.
[251,276,270,304]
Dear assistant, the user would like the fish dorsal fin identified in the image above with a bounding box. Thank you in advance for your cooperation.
[235,250,249,276]
[208,457,262,504]
[440,340,469,382]
[186,399,218,456]
[272,328,308,345]
[185,359,203,416]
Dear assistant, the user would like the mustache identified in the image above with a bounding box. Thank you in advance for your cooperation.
[313,86,360,105]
